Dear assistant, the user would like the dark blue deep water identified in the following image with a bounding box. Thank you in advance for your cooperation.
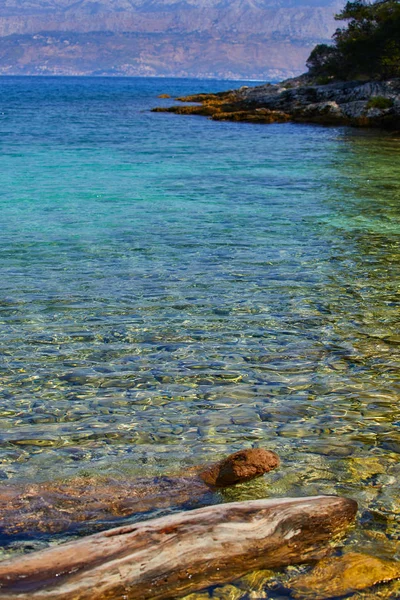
[0,76,399,595]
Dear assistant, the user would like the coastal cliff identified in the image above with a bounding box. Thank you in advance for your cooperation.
[153,77,400,129]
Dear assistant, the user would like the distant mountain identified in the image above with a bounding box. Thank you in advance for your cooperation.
[0,0,343,78]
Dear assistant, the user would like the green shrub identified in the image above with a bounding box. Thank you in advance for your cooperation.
[316,75,334,85]
[366,96,394,109]
[306,0,400,81]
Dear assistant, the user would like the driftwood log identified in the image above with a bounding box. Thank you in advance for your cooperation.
[0,495,357,600]
[0,449,279,536]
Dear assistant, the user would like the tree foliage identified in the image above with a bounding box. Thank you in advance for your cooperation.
[306,0,400,80]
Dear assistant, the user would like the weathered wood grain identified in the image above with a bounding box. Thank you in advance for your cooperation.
[0,495,357,600]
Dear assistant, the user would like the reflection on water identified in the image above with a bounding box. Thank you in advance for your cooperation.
[0,78,399,596]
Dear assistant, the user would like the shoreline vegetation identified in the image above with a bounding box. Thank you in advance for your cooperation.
[154,0,400,129]
[152,76,400,129]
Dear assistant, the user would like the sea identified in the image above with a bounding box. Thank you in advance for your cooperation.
[0,76,399,595]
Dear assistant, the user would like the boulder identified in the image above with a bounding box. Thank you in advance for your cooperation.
[199,448,279,487]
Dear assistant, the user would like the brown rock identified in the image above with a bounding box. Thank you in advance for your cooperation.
[0,449,280,536]
[152,92,291,125]
[154,79,400,130]
[157,93,171,98]
[212,109,290,124]
[199,448,279,488]
[289,552,400,599]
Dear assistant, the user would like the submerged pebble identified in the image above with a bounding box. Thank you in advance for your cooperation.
[288,553,400,599]
[212,585,245,600]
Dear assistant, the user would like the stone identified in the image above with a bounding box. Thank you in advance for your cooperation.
[380,434,400,454]
[236,569,275,591]
[212,584,245,600]
[0,449,280,535]
[181,594,211,600]
[199,448,280,487]
[289,552,400,599]
[153,77,400,129]
[348,457,386,482]
[347,578,400,599]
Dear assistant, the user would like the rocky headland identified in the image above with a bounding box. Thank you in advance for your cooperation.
[153,76,400,129]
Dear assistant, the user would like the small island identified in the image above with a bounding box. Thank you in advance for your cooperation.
[154,0,400,129]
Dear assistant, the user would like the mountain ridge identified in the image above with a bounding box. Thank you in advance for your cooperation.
[0,0,343,78]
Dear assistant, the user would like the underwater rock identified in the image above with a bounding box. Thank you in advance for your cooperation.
[380,433,400,454]
[348,456,386,483]
[235,569,275,592]
[199,448,279,487]
[289,552,400,599]
[181,594,211,600]
[0,448,279,536]
[212,584,245,600]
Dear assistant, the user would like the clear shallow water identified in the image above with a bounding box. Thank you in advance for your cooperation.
[0,77,399,594]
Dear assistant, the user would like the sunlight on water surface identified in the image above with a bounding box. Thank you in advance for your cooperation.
[0,77,399,597]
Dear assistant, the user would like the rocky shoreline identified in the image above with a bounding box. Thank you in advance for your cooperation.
[153,76,400,129]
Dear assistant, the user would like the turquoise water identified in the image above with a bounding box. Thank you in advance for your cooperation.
[0,77,399,595]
